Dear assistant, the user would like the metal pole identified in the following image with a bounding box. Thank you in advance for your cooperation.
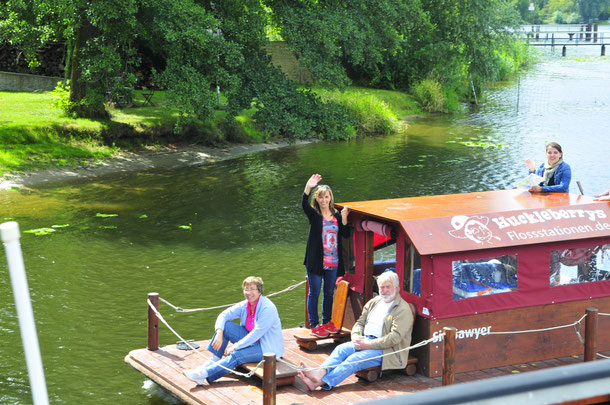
[584,308,598,362]
[147,292,159,350]
[262,353,277,405]
[1,221,49,405]
[516,76,520,114]
[442,327,457,386]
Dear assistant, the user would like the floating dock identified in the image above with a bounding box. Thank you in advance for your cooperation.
[125,327,610,405]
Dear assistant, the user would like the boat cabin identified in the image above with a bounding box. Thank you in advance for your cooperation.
[336,189,610,377]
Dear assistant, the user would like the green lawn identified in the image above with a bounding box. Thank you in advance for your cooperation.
[0,86,420,175]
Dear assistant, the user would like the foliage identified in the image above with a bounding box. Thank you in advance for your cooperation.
[517,0,610,23]
[50,80,73,115]
[315,88,405,136]
[412,79,447,113]
[267,0,430,89]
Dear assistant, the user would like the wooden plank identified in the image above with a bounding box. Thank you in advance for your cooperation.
[240,358,298,387]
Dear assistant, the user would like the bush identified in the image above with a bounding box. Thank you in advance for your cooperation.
[50,80,72,116]
[317,89,403,136]
[412,79,446,112]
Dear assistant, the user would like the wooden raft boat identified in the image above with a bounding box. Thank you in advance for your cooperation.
[125,327,610,405]
[126,189,610,404]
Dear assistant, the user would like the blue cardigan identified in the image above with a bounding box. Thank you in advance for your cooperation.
[214,295,285,357]
[532,161,571,192]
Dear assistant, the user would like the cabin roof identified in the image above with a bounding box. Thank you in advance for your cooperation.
[339,189,610,255]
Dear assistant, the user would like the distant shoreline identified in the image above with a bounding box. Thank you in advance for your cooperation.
[0,140,312,190]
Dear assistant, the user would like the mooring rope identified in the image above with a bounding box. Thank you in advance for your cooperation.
[147,299,262,378]
[277,334,443,372]
[151,291,610,376]
[159,280,306,313]
[489,314,586,336]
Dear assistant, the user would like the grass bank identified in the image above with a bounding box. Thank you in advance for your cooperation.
[0,87,420,175]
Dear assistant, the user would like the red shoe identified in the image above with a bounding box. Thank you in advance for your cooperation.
[322,321,339,334]
[310,325,330,338]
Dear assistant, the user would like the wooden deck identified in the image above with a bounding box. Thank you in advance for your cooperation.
[125,327,608,405]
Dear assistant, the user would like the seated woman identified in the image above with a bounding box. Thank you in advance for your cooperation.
[524,142,571,193]
[183,276,284,385]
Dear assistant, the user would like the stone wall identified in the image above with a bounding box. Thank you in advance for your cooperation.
[265,41,313,84]
[0,71,65,92]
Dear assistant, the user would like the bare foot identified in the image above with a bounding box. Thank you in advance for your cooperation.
[299,361,327,390]
[298,371,323,391]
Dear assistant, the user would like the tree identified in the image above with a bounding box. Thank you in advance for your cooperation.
[577,0,610,22]
[1,0,141,118]
[267,0,430,89]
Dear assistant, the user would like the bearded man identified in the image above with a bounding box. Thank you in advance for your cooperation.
[298,271,415,391]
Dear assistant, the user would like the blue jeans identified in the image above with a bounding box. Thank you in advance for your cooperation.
[307,269,337,328]
[205,321,263,383]
[320,341,382,389]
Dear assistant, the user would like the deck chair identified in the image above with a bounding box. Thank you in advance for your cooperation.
[293,279,351,350]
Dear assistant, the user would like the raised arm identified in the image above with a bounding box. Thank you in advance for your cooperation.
[304,174,322,195]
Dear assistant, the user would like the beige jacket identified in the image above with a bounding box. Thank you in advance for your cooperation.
[351,295,415,370]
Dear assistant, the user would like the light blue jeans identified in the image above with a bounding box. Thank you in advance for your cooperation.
[205,321,263,383]
[320,340,383,389]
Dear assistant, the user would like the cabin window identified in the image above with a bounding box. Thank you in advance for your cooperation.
[374,242,396,274]
[403,242,421,296]
[452,255,518,300]
[550,244,610,286]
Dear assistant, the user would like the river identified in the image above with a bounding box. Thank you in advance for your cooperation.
[1,47,609,404]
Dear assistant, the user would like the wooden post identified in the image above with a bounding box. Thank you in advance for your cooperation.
[584,308,598,362]
[562,45,566,57]
[364,231,374,303]
[442,327,457,386]
[304,277,310,329]
[602,44,606,57]
[147,292,159,351]
[262,353,277,405]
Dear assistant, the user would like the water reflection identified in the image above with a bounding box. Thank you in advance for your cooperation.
[1,53,610,404]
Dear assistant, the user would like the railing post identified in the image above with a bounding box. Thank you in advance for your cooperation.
[262,353,277,405]
[442,327,457,386]
[584,308,598,362]
[147,292,159,350]
[602,44,606,57]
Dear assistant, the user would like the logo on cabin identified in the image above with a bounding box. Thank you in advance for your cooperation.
[448,215,501,245]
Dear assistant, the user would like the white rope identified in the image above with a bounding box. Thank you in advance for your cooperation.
[277,334,444,372]
[147,299,260,378]
[598,312,610,317]
[159,280,306,313]
[597,352,610,359]
[489,314,586,336]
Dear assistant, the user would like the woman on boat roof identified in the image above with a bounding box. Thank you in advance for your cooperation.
[183,276,284,385]
[302,174,350,338]
[525,142,571,193]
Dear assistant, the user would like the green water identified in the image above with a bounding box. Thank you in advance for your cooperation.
[1,53,610,404]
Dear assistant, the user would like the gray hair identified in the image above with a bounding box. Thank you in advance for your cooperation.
[377,271,399,289]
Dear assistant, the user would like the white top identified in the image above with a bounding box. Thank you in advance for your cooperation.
[363,299,393,338]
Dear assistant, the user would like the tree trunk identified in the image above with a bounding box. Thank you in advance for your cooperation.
[68,19,108,119]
